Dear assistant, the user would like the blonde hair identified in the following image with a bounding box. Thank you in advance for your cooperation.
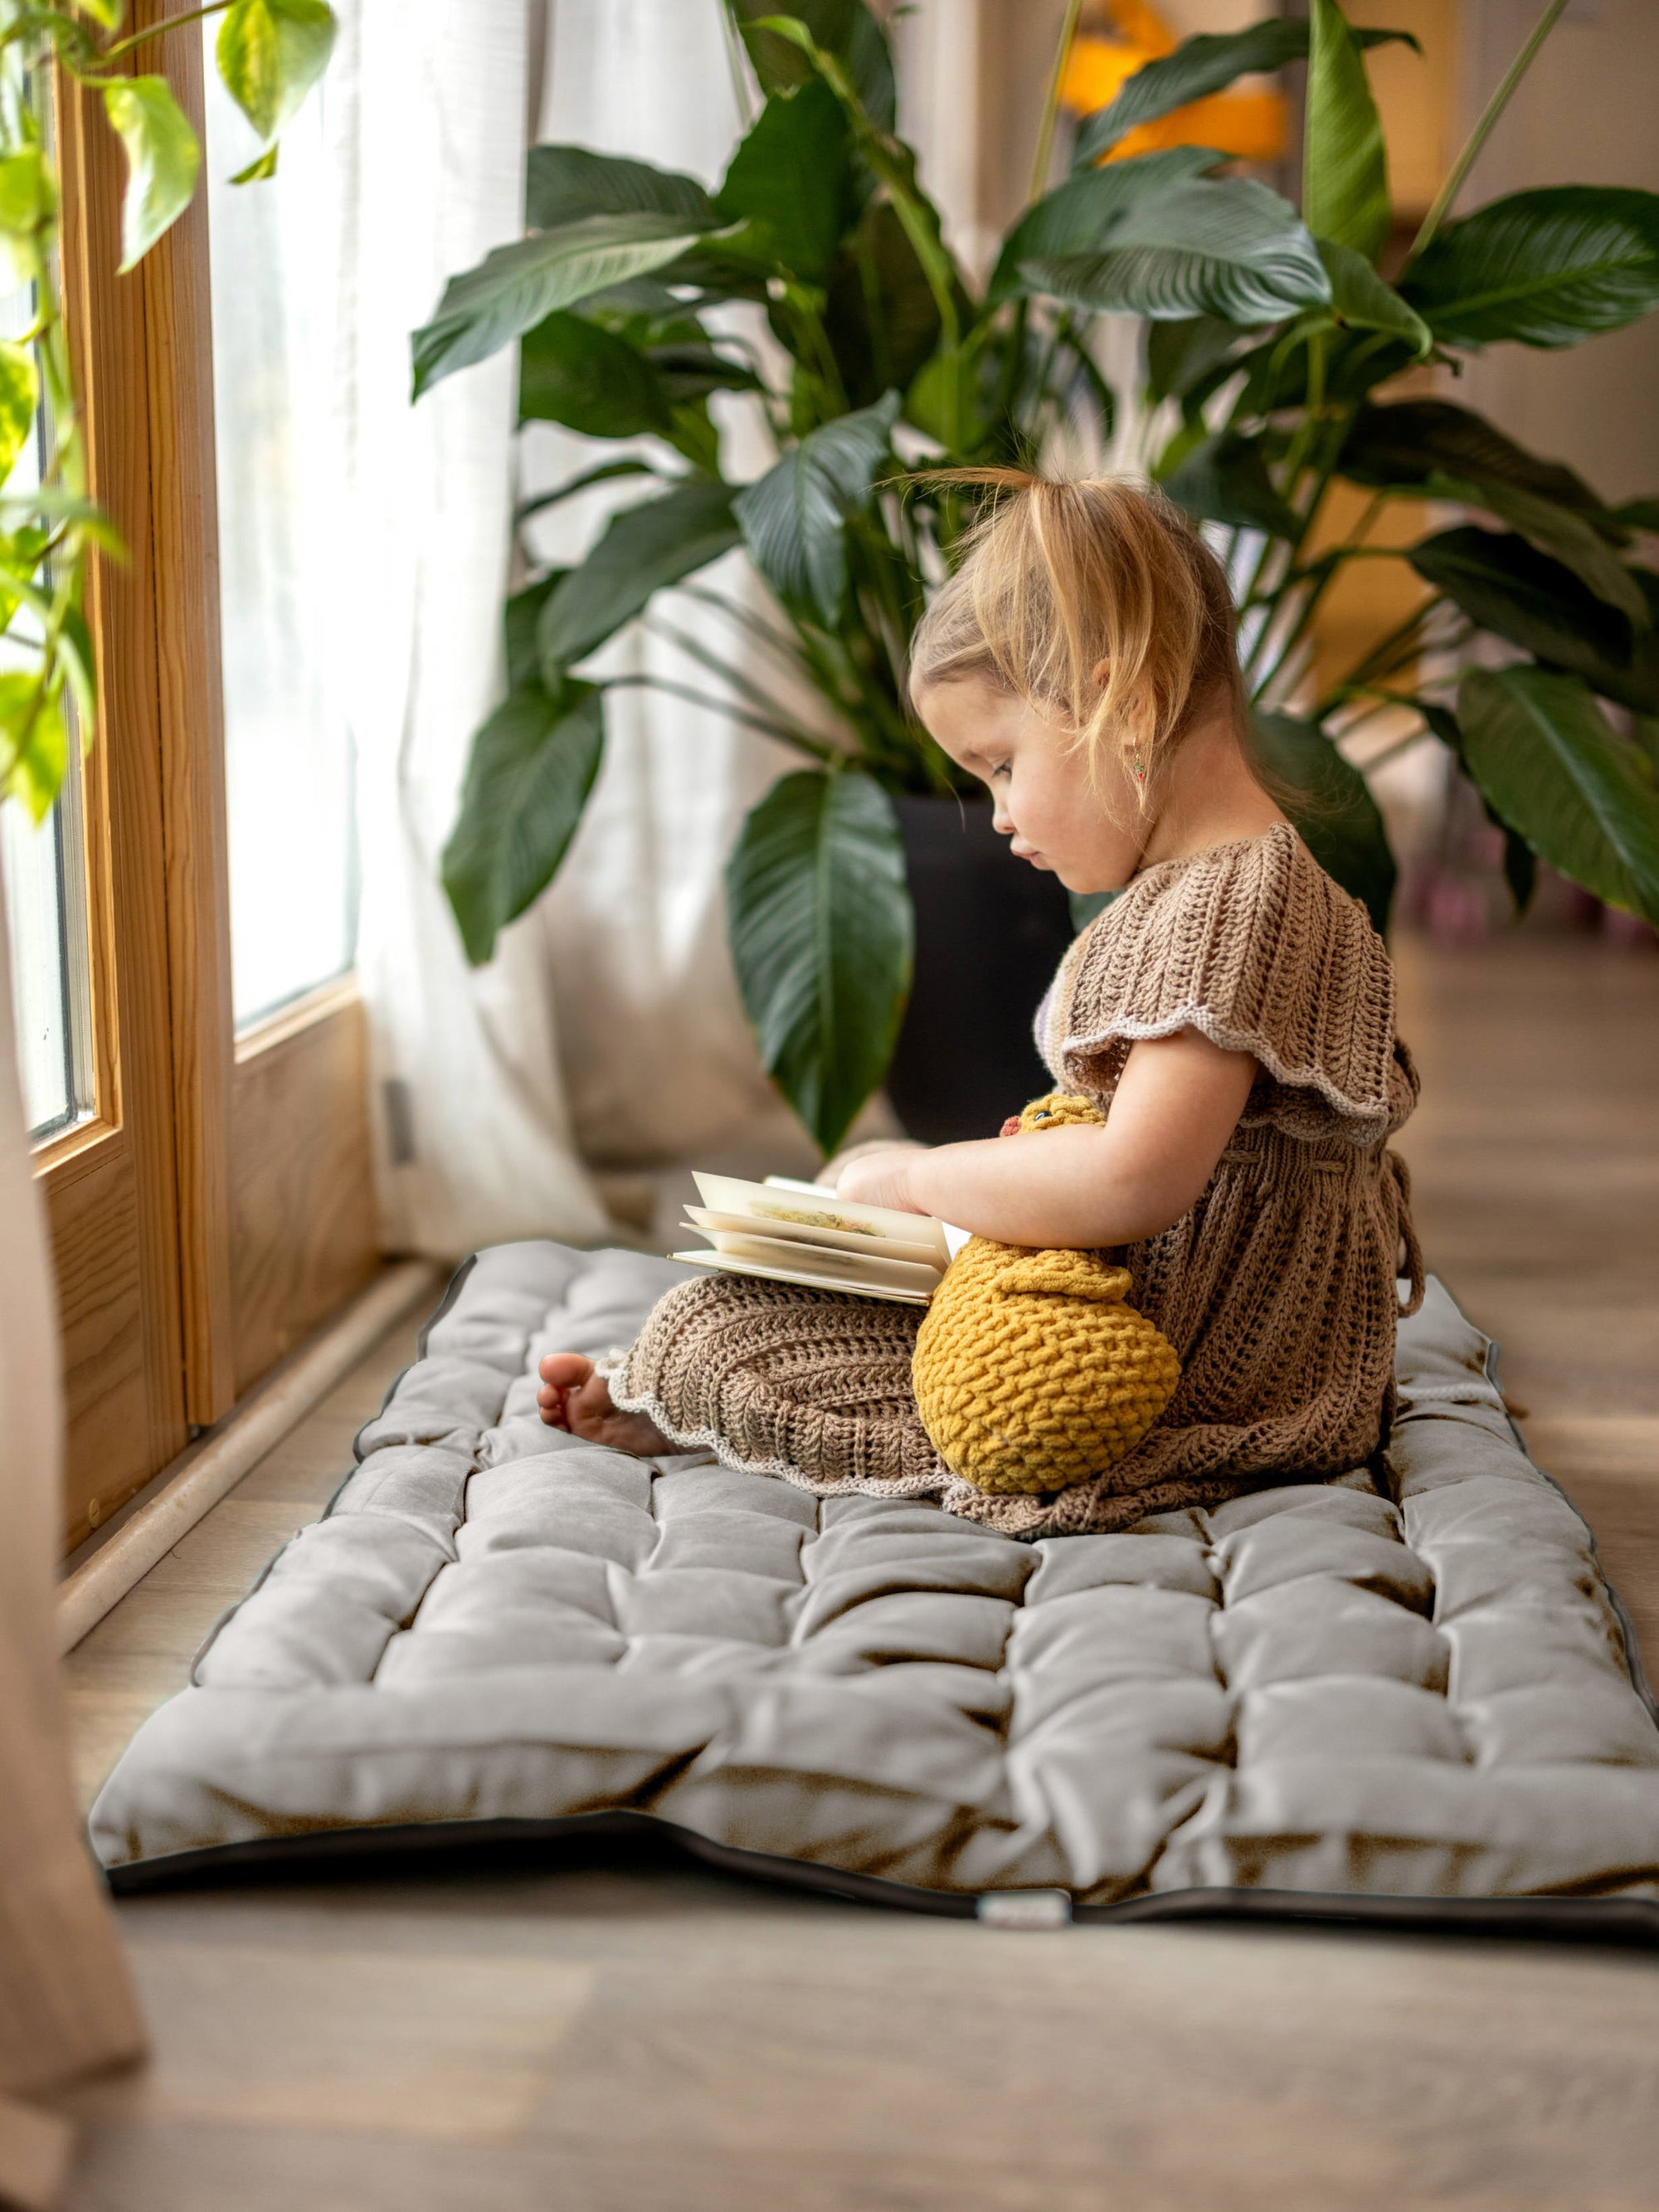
[907,470,1243,805]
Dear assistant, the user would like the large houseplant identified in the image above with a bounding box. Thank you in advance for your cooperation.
[421,0,1659,1157]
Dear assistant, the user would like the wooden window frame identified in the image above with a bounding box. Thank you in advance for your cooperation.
[38,3,377,1549]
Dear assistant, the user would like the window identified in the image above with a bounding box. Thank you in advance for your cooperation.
[16,33,378,1552]
[0,235,93,1140]
[202,39,358,1029]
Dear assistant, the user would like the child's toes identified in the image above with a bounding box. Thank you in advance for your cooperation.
[538,1351,594,1389]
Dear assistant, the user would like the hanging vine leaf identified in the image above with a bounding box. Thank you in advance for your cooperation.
[726,767,911,1155]
[442,680,606,965]
[215,0,337,146]
[103,77,200,272]
[0,342,38,488]
[1458,665,1659,924]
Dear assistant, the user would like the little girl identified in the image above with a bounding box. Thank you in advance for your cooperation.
[538,471,1423,1539]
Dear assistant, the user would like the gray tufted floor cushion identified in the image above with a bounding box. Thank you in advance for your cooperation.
[90,1244,1659,1934]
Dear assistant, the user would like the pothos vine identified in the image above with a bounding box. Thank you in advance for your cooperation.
[0,0,335,820]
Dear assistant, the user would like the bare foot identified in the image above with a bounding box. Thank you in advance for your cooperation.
[537,1352,674,1456]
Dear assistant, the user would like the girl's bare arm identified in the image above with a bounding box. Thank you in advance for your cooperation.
[835,1029,1257,1248]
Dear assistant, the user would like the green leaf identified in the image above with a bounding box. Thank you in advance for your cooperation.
[102,77,201,273]
[731,0,897,134]
[1404,186,1659,350]
[1615,498,1659,534]
[411,214,722,398]
[823,201,942,408]
[0,671,67,823]
[987,147,1221,305]
[504,573,565,692]
[441,680,606,965]
[1304,0,1390,265]
[517,313,669,437]
[647,339,763,404]
[1414,475,1646,626]
[713,79,853,282]
[0,342,38,490]
[538,478,742,671]
[725,766,911,1154]
[525,146,716,231]
[1161,431,1297,538]
[0,148,55,285]
[1232,325,1417,417]
[1024,178,1331,325]
[1146,314,1244,405]
[1318,239,1429,354]
[1408,527,1659,714]
[733,389,898,624]
[1339,400,1615,527]
[1250,711,1396,934]
[1458,665,1659,924]
[1073,22,1418,168]
[215,0,335,145]
[230,144,280,185]
[515,457,664,527]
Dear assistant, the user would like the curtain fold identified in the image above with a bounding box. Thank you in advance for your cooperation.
[339,0,613,1259]
[523,0,831,1229]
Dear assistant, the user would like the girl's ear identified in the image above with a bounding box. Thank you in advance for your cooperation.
[1091,657,1112,687]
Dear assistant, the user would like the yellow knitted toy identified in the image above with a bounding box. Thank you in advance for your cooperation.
[911,1093,1181,1495]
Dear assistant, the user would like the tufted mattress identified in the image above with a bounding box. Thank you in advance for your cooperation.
[90,1244,1659,1934]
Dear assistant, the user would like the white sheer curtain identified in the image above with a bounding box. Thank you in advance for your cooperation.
[335,0,612,1258]
[522,0,834,1240]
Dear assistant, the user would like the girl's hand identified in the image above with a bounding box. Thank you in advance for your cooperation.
[834,1144,929,1213]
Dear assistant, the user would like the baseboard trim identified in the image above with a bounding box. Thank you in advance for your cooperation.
[57,1259,442,1654]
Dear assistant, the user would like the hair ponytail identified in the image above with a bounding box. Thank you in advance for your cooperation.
[907,470,1243,808]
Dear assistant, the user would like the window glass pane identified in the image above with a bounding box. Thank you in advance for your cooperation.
[0,240,93,1143]
[202,41,357,1030]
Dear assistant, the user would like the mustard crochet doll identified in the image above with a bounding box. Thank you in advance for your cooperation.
[911,1093,1181,1495]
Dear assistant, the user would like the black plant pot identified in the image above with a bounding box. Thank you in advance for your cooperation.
[886,794,1078,1146]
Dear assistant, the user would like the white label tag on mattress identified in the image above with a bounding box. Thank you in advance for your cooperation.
[976,1889,1073,1930]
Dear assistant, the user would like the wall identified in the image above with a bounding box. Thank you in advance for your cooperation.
[1455,0,1659,504]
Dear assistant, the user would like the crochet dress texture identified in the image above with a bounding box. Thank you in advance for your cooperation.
[611,823,1425,1539]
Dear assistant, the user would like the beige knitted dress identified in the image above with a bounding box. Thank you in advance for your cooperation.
[611,823,1423,1538]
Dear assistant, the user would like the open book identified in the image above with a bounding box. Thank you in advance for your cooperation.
[674,1172,966,1305]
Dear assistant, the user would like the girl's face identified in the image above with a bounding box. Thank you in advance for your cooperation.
[916,675,1145,894]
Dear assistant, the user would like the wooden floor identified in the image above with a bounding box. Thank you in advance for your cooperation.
[54,931,1659,2211]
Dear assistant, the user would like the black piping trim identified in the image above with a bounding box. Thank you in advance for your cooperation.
[101,1808,1659,1945]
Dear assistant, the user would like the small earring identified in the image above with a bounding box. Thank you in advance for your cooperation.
[1131,754,1149,782]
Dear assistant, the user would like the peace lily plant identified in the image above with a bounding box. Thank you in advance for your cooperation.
[422,0,1659,1157]
[0,0,334,821]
